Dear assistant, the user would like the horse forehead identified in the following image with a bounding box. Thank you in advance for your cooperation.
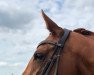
[36,35,59,53]
[37,44,53,53]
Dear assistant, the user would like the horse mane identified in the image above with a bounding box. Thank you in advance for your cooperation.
[73,28,94,36]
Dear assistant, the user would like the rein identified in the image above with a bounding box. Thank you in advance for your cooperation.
[38,29,70,75]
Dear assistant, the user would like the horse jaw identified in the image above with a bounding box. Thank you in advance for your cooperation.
[41,10,63,36]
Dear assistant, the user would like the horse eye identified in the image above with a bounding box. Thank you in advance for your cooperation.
[34,53,45,61]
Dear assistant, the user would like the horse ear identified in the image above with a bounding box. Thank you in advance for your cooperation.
[41,10,63,36]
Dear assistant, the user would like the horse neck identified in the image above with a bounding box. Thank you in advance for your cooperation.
[68,32,94,75]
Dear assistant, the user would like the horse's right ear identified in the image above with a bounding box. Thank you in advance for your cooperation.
[41,10,63,36]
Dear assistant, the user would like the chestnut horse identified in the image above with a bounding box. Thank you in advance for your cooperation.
[23,11,94,75]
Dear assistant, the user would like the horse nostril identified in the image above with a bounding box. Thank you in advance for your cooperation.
[34,53,45,61]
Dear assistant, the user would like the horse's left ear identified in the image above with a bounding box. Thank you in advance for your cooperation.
[41,10,63,36]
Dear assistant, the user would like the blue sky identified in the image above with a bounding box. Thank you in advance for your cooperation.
[0,0,94,75]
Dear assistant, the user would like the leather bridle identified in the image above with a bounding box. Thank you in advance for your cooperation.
[37,29,70,75]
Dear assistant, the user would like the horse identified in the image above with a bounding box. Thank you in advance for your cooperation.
[73,28,94,40]
[23,10,94,75]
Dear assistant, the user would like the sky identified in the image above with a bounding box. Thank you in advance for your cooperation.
[0,0,94,75]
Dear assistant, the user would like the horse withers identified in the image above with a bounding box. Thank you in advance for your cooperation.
[23,11,94,75]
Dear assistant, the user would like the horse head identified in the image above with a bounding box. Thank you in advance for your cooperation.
[23,11,94,75]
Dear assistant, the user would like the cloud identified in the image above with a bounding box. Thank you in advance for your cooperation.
[0,8,32,30]
[0,61,7,66]
[0,61,23,67]
[0,0,34,30]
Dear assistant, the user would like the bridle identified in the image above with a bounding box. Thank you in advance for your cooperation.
[37,29,70,75]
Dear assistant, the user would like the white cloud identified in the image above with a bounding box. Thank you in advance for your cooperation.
[59,0,94,30]
[0,61,7,66]
[0,6,32,30]
[0,61,23,67]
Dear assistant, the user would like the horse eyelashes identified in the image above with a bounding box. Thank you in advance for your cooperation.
[34,52,45,61]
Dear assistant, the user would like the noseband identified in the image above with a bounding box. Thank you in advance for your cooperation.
[38,29,70,75]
